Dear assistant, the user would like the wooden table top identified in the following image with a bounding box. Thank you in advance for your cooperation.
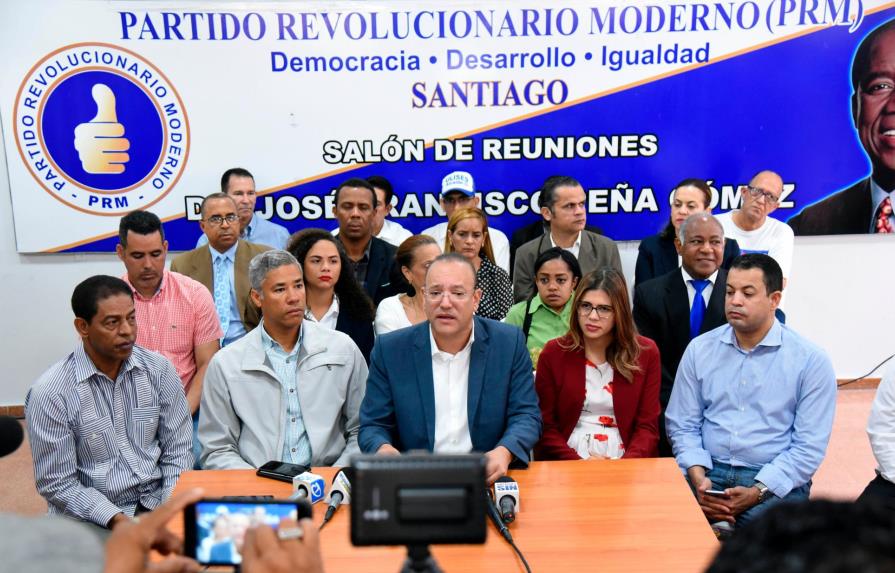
[171,458,718,573]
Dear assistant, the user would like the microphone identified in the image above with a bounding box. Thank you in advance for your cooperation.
[485,491,513,543]
[0,416,23,458]
[291,472,326,504]
[493,476,520,524]
[321,469,352,528]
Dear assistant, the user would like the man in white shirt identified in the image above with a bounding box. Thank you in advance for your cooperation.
[359,253,541,484]
[422,171,510,273]
[859,365,895,511]
[716,171,794,301]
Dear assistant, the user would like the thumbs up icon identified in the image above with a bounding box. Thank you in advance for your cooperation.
[73,84,130,174]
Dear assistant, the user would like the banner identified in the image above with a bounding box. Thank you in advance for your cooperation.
[1,0,891,252]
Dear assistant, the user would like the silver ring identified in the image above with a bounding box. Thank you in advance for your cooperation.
[277,526,304,541]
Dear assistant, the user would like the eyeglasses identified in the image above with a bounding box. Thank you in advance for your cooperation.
[423,289,472,302]
[204,214,239,226]
[746,186,780,205]
[578,302,614,319]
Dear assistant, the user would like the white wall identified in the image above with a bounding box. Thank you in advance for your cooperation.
[0,130,893,404]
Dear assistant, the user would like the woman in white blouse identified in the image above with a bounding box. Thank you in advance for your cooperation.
[288,228,375,362]
[374,234,441,335]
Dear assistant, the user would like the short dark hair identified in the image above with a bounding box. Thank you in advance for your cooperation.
[119,210,164,247]
[220,167,254,192]
[71,275,133,322]
[200,192,236,217]
[729,253,783,294]
[366,175,394,205]
[532,247,583,282]
[705,499,895,573]
[539,175,582,211]
[335,178,378,208]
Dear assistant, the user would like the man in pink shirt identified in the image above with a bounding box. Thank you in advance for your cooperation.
[117,210,222,465]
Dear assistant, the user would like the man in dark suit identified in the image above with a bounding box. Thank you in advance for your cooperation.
[359,253,542,484]
[333,177,396,305]
[788,18,895,235]
[633,213,728,456]
[513,175,622,302]
[171,193,269,346]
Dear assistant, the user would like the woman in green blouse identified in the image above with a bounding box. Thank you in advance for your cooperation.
[504,247,582,368]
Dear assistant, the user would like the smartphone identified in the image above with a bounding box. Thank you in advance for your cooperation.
[184,498,312,566]
[256,460,310,483]
[705,489,728,497]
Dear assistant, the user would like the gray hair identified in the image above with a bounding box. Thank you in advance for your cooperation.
[678,212,724,243]
[248,250,300,292]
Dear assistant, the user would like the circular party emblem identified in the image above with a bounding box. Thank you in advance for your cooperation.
[13,43,189,216]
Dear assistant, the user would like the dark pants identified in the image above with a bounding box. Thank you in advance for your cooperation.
[858,474,895,511]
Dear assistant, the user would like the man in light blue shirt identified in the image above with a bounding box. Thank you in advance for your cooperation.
[197,168,290,250]
[666,253,836,529]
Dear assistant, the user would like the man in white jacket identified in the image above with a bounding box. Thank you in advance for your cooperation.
[199,250,368,469]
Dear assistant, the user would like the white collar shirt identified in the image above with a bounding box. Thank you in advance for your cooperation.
[680,267,719,310]
[550,230,582,259]
[305,295,340,330]
[429,326,475,454]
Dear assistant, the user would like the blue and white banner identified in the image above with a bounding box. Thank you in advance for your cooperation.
[1,0,891,252]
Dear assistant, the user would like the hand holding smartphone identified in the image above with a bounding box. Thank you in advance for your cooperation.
[184,498,313,566]
[704,488,729,497]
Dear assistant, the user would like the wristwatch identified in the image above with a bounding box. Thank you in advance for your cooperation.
[753,481,771,503]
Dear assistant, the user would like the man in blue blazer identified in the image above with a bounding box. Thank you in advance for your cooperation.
[359,254,542,483]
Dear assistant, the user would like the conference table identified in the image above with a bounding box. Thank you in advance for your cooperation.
[170,458,718,572]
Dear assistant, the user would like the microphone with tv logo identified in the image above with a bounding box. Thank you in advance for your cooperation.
[321,468,352,529]
[493,476,520,524]
[0,416,24,458]
[290,472,326,504]
[485,491,514,543]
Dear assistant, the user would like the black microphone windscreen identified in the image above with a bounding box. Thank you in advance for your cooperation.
[0,416,24,458]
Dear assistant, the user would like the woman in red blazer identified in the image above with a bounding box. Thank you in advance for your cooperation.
[535,268,661,460]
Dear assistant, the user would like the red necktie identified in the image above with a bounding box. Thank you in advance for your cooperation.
[876,197,893,234]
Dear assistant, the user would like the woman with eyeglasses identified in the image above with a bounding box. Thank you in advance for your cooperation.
[287,228,375,363]
[504,247,582,368]
[374,234,442,335]
[534,268,661,460]
[634,178,740,289]
[444,207,513,321]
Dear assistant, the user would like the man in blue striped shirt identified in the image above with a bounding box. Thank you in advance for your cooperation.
[25,275,192,530]
[666,254,837,530]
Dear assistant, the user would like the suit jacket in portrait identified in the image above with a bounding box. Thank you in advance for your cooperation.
[634,233,740,289]
[335,310,375,365]
[169,240,270,332]
[787,178,872,236]
[534,335,661,460]
[512,230,622,303]
[357,236,398,306]
[509,220,603,278]
[358,317,542,464]
[632,268,728,409]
